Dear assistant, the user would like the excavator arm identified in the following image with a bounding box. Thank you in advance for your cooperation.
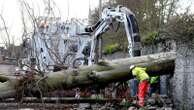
[85,6,141,65]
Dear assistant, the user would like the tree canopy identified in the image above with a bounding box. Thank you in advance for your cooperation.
[89,0,182,49]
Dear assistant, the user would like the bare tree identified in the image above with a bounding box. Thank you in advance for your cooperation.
[0,14,12,57]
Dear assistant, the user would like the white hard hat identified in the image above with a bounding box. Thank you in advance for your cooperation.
[129,65,135,70]
[15,67,20,71]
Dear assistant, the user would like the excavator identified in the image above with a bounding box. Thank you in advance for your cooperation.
[21,5,141,72]
[71,5,141,68]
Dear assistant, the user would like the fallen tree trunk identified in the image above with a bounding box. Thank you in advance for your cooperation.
[0,52,176,98]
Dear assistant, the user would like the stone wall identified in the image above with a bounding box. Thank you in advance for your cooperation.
[171,40,194,109]
[141,40,176,55]
[103,51,129,60]
[0,64,16,75]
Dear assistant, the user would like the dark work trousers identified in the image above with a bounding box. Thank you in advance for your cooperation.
[149,82,160,97]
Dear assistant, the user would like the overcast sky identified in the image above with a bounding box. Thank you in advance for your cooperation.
[0,0,193,46]
[0,0,99,46]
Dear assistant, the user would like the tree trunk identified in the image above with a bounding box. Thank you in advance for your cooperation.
[0,52,176,98]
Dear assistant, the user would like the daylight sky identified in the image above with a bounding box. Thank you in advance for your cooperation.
[0,0,99,46]
[0,0,193,46]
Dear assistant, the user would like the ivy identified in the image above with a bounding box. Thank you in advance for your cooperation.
[141,31,159,45]
[103,43,120,55]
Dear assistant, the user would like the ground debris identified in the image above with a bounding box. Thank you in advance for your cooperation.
[0,95,173,110]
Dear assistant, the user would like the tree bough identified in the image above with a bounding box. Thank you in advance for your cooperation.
[0,52,176,99]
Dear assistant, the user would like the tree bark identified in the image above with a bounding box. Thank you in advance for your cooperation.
[0,52,176,98]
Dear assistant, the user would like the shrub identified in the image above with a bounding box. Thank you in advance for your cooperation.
[103,43,120,55]
[161,14,194,42]
[141,31,159,45]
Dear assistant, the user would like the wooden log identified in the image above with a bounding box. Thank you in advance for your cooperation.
[0,52,176,98]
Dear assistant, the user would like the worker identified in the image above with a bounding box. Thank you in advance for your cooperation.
[129,65,150,107]
[149,76,160,96]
